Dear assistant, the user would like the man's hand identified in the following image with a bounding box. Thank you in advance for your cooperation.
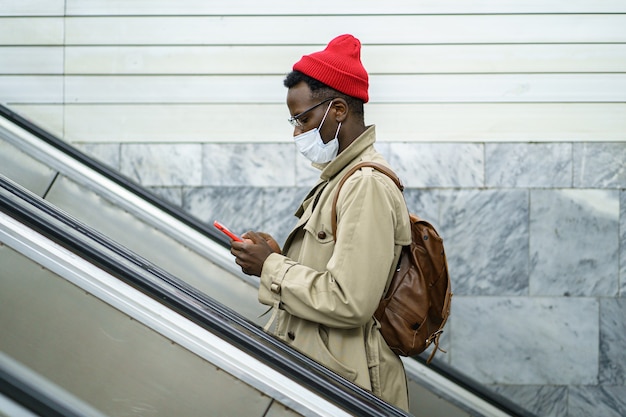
[231,231,280,277]
[256,232,282,254]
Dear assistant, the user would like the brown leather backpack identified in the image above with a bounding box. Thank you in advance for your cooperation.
[331,162,452,362]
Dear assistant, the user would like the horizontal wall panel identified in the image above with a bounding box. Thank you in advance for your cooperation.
[65,44,626,75]
[63,103,626,143]
[363,44,626,74]
[64,15,626,45]
[0,0,65,16]
[64,104,291,143]
[0,18,64,45]
[64,46,307,75]
[63,74,626,104]
[0,76,63,103]
[0,47,63,74]
[371,103,626,142]
[374,74,626,102]
[64,0,626,15]
[64,75,281,103]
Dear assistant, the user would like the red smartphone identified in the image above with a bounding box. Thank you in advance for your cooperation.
[213,220,242,242]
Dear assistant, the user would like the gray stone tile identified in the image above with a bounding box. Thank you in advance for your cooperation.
[573,143,626,188]
[203,143,295,187]
[440,189,529,295]
[450,297,599,385]
[261,187,310,247]
[389,143,484,187]
[529,189,619,296]
[374,142,391,162]
[600,298,626,385]
[403,189,440,229]
[147,186,183,207]
[490,384,567,417]
[568,385,626,417]
[75,142,121,171]
[619,190,626,298]
[486,142,572,188]
[183,186,264,238]
[120,143,202,187]
[295,152,320,186]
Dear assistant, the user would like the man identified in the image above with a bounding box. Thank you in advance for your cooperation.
[231,34,411,411]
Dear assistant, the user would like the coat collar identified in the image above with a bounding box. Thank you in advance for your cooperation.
[313,125,377,181]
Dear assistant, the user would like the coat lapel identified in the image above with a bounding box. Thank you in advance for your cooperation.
[283,180,328,251]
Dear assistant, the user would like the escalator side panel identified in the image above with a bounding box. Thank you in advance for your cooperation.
[0,140,57,198]
[407,379,470,417]
[44,174,267,324]
[0,244,275,417]
[264,400,305,417]
[0,351,110,417]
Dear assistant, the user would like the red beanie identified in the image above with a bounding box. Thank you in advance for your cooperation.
[293,34,369,103]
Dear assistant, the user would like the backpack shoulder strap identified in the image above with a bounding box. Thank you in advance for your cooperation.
[331,162,404,242]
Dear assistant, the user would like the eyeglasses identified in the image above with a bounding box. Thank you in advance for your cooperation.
[288,97,335,127]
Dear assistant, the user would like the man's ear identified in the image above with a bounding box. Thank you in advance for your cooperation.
[332,98,349,123]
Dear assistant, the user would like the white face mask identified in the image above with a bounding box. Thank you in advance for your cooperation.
[294,102,341,164]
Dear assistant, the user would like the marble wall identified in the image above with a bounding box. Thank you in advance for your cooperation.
[79,140,626,417]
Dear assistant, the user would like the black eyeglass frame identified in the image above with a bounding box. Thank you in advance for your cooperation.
[287,97,336,127]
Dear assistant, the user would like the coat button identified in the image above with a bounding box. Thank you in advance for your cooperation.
[317,231,327,239]
[287,331,295,340]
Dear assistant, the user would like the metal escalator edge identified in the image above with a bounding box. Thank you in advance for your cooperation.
[0,174,409,417]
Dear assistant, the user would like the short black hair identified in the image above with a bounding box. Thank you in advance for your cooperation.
[283,70,364,119]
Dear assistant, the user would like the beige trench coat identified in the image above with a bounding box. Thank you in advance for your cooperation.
[259,126,412,411]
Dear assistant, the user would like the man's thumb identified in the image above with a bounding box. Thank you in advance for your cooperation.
[241,230,260,243]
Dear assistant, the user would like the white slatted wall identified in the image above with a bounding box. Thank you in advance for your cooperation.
[1,1,625,142]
